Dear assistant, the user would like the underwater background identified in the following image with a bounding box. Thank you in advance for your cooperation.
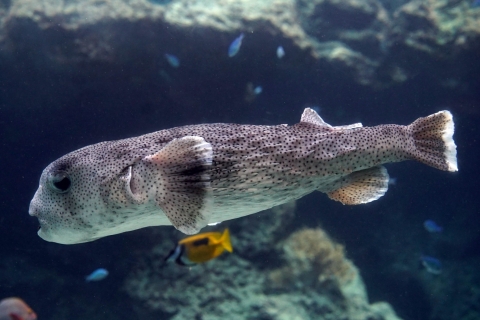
[0,0,479,319]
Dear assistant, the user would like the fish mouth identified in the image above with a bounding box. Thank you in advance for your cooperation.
[28,206,37,217]
[28,205,43,233]
[36,218,48,234]
[29,206,48,237]
[37,227,53,242]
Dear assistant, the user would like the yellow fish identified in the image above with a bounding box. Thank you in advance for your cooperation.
[165,229,232,266]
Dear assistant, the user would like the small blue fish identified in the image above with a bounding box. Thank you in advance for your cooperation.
[85,268,109,282]
[420,255,442,274]
[472,0,480,8]
[424,219,443,233]
[253,86,262,95]
[228,33,244,57]
[276,46,285,59]
[164,54,180,68]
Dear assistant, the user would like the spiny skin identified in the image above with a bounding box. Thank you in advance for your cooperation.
[29,109,457,244]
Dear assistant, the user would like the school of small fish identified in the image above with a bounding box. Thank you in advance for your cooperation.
[419,219,444,274]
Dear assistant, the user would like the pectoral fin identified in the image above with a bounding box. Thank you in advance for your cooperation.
[146,136,213,234]
[327,166,389,205]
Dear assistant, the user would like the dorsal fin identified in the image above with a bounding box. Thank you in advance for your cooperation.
[300,108,363,130]
[333,123,363,130]
[300,108,332,128]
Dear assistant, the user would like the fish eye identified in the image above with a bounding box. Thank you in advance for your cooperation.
[49,172,71,193]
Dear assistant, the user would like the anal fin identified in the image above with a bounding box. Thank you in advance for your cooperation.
[327,166,389,205]
[146,136,213,234]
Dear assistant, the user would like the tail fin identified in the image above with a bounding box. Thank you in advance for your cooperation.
[408,111,458,172]
[219,229,233,253]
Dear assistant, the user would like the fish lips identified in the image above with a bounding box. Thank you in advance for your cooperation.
[28,201,57,242]
[28,190,56,241]
[29,211,49,240]
[29,204,98,244]
[28,202,43,232]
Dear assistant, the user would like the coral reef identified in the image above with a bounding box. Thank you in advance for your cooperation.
[296,0,390,85]
[0,0,477,91]
[352,203,480,320]
[386,0,480,87]
[0,0,477,318]
[268,228,354,289]
[232,200,296,260]
[124,213,401,320]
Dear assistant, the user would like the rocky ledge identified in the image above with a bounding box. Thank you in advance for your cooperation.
[0,0,478,90]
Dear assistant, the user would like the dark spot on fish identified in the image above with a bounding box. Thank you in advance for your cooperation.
[156,138,173,144]
[52,161,71,173]
[192,238,209,247]
[178,165,207,177]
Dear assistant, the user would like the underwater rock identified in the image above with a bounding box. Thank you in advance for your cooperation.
[387,0,480,86]
[2,0,387,86]
[232,201,296,260]
[124,225,402,320]
[0,0,477,90]
[267,228,354,288]
[296,0,391,85]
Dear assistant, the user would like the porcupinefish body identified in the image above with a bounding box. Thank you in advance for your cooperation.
[29,108,457,244]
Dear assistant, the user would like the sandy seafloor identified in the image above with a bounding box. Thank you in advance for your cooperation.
[0,0,479,319]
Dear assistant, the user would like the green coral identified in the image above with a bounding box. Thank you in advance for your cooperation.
[269,227,354,289]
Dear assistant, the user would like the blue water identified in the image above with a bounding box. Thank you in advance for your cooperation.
[0,0,479,319]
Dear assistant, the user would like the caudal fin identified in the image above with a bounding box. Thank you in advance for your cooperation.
[408,111,458,172]
[219,229,233,253]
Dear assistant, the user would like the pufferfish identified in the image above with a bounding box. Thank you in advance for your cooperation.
[165,229,232,266]
[29,108,457,244]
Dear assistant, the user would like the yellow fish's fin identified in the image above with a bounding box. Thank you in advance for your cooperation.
[327,166,389,205]
[219,229,233,253]
[210,245,225,260]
